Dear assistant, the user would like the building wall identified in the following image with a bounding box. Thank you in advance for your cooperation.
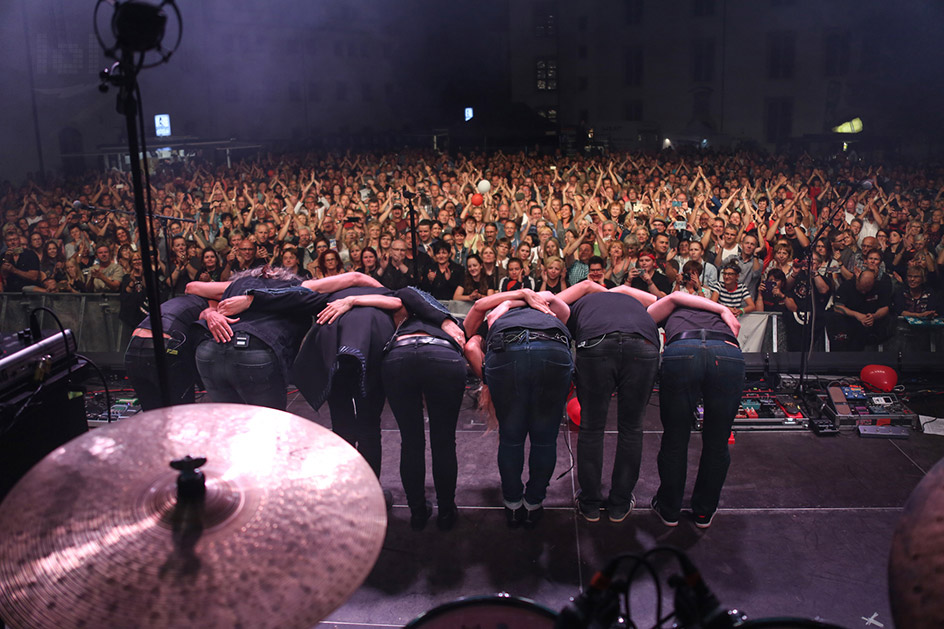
[508,0,943,151]
[0,0,436,183]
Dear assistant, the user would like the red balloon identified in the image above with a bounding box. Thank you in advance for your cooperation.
[567,396,581,426]
[860,364,897,392]
[471,193,484,206]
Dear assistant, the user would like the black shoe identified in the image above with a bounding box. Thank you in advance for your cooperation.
[693,511,716,529]
[437,504,458,532]
[410,501,433,531]
[575,490,601,523]
[504,506,525,529]
[650,496,679,527]
[523,505,544,530]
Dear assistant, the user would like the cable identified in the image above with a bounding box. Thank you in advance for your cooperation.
[76,354,112,424]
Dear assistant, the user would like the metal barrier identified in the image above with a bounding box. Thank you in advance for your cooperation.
[0,293,131,354]
[1,293,935,362]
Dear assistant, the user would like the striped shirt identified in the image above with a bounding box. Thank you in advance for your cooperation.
[711,281,751,309]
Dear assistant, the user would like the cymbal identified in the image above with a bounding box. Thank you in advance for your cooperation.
[0,403,387,629]
[889,456,944,629]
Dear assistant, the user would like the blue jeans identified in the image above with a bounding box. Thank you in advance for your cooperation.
[656,338,744,519]
[575,334,659,511]
[484,337,573,508]
[195,338,287,410]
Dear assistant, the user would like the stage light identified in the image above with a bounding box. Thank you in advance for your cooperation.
[832,117,863,134]
[155,114,171,137]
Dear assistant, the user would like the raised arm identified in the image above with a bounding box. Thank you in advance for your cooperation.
[557,278,607,304]
[462,288,552,337]
[608,284,658,307]
[301,271,382,292]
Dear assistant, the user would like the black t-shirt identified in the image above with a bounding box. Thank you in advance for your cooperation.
[663,306,734,342]
[392,287,462,350]
[485,306,570,348]
[567,292,659,345]
[836,279,892,315]
[629,271,672,295]
[138,294,208,337]
[4,249,41,291]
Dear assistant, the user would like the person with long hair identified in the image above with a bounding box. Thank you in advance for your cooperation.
[539,256,567,294]
[315,249,343,279]
[479,245,501,292]
[453,253,494,302]
[40,240,67,284]
[463,289,573,529]
[356,246,382,279]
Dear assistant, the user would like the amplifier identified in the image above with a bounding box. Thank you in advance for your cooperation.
[0,329,77,400]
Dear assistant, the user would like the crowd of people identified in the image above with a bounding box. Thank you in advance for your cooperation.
[1,147,942,350]
[9,145,941,528]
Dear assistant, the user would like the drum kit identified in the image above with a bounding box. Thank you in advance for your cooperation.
[0,401,937,628]
[0,404,386,629]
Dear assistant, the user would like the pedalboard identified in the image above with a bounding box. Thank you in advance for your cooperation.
[821,385,918,429]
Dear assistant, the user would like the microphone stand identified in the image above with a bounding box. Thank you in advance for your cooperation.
[82,204,196,273]
[104,50,172,407]
[794,184,860,398]
[403,189,419,285]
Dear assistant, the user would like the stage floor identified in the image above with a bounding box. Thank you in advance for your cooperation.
[252,388,944,629]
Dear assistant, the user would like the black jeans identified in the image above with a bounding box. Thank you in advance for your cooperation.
[382,343,466,511]
[484,337,573,508]
[656,339,744,519]
[327,356,386,478]
[125,335,198,410]
[195,337,287,410]
[575,333,660,512]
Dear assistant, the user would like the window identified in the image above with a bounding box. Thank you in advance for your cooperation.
[767,31,796,79]
[533,2,556,37]
[691,38,715,82]
[692,88,712,123]
[823,29,851,77]
[765,97,793,143]
[624,0,643,25]
[693,0,715,17]
[537,108,558,123]
[624,45,644,87]
[624,100,643,122]
[535,58,558,91]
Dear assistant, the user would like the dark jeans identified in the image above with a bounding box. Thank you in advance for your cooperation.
[327,356,386,478]
[125,336,198,410]
[195,338,287,410]
[382,343,466,511]
[656,338,744,519]
[484,338,573,508]
[575,334,659,511]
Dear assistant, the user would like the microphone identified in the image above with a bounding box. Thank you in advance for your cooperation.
[72,200,102,212]
[555,568,620,629]
[672,555,735,629]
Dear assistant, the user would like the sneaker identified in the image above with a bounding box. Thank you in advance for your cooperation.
[650,496,679,527]
[575,491,601,522]
[607,494,636,523]
[504,506,525,529]
[437,504,458,532]
[410,501,433,531]
[523,505,544,530]
[693,511,716,529]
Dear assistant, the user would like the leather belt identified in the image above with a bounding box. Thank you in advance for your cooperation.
[666,329,739,347]
[389,335,457,351]
[488,328,570,352]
